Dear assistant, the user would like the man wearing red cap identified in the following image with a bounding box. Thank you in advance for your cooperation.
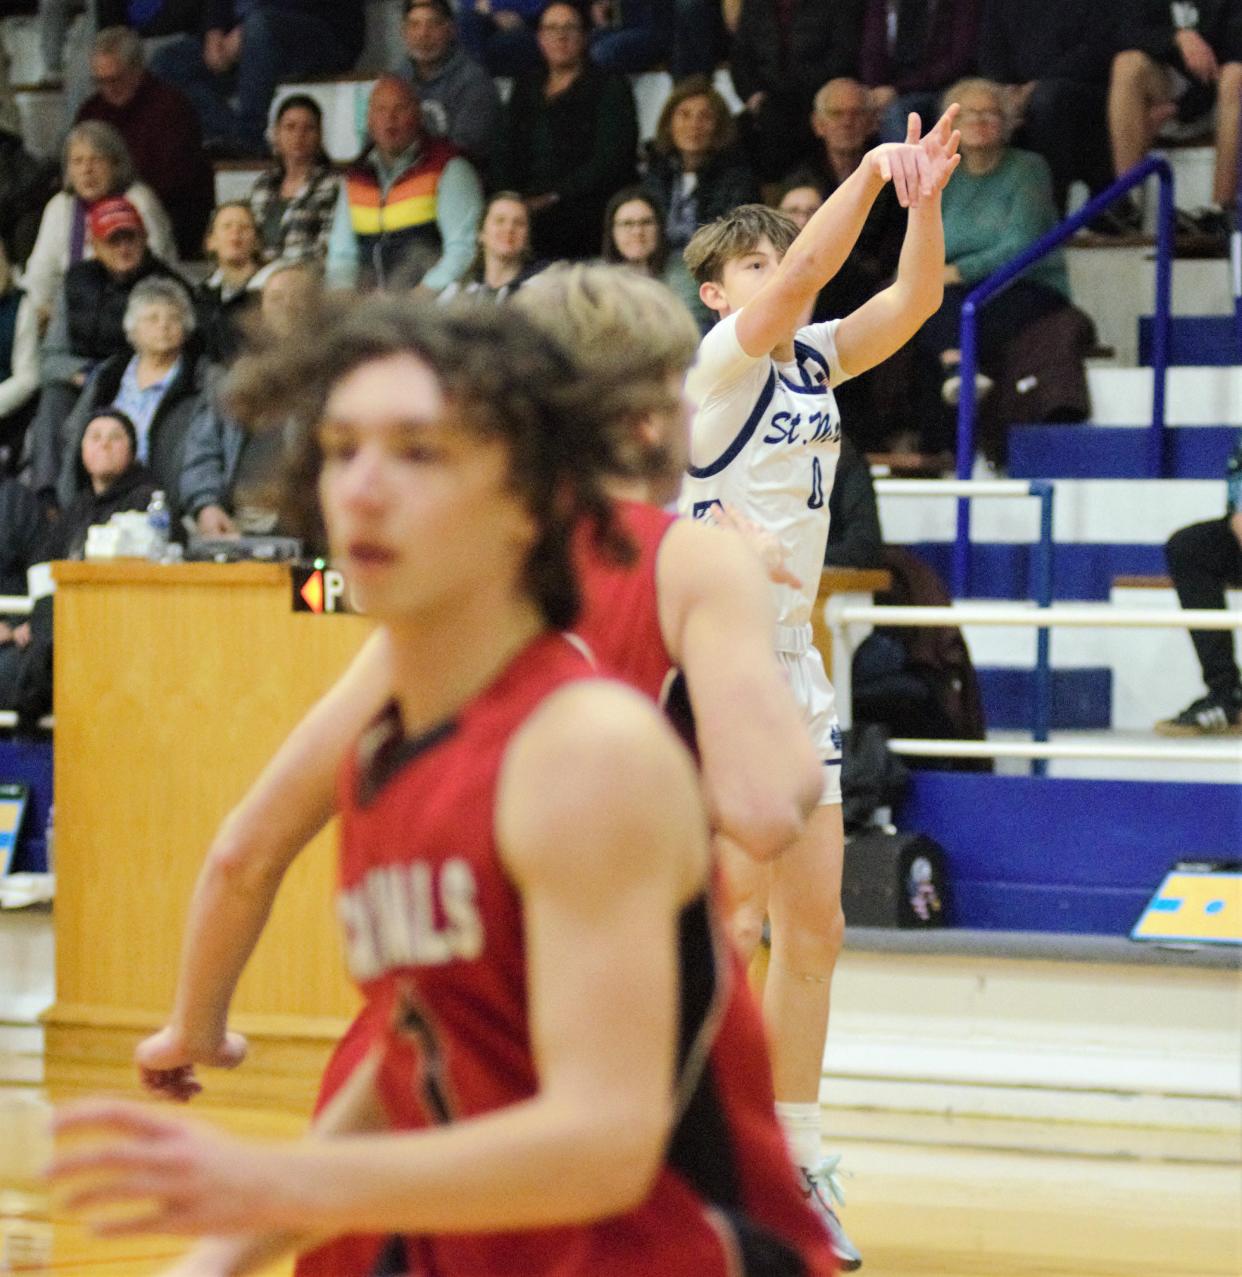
[28,195,186,506]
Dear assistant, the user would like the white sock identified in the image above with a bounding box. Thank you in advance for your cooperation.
[775,1100,822,1170]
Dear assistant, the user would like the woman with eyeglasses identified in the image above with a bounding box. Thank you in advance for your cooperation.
[641,76,756,322]
[493,1,638,260]
[600,188,667,279]
[914,77,1083,463]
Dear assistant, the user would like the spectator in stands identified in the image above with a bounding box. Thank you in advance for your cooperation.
[401,0,503,165]
[55,274,205,512]
[977,0,1124,213]
[0,465,43,708]
[1108,1,1242,241]
[0,118,56,271]
[1156,435,1242,736]
[326,75,483,292]
[195,201,263,364]
[10,408,157,722]
[799,78,905,315]
[671,0,729,77]
[730,0,865,182]
[94,1,202,37]
[181,259,318,538]
[76,26,215,259]
[42,408,156,560]
[28,195,185,503]
[913,79,1073,453]
[587,2,672,74]
[24,121,176,328]
[643,76,755,320]
[247,94,339,264]
[150,0,366,157]
[0,245,41,473]
[601,186,667,277]
[860,0,981,141]
[438,190,539,302]
[824,436,883,570]
[454,0,544,76]
[494,2,639,260]
[777,176,825,229]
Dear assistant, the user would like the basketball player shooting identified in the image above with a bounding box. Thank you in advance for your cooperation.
[679,106,960,1268]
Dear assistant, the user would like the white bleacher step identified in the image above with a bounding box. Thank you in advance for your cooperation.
[13,81,65,159]
[1087,365,1242,426]
[1066,245,1233,367]
[951,589,1242,735]
[987,727,1242,783]
[879,478,1223,546]
[0,13,44,87]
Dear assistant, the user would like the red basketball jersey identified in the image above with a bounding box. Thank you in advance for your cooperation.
[303,630,834,1277]
[571,498,677,703]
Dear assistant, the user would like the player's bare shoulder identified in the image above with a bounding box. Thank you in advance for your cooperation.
[496,679,708,901]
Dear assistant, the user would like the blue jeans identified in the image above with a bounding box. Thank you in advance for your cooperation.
[152,7,357,154]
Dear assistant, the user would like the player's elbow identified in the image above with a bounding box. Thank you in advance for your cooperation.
[716,777,820,863]
[204,816,287,900]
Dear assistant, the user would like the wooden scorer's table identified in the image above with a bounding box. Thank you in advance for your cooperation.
[45,561,371,1107]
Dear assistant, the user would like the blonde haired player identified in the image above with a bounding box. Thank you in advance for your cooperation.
[680,108,961,1269]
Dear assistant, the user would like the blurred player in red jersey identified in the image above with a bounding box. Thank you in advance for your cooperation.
[55,299,836,1277]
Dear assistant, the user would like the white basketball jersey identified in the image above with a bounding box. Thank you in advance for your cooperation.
[679,312,848,630]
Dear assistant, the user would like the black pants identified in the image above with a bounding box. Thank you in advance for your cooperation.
[1165,518,1242,695]
[1018,78,1112,212]
[914,280,1068,453]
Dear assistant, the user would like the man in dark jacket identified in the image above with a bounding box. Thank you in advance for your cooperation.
[1109,0,1242,237]
[150,0,365,156]
[978,0,1128,210]
[76,25,215,258]
[860,0,982,141]
[731,0,865,181]
[27,196,185,500]
[399,0,502,166]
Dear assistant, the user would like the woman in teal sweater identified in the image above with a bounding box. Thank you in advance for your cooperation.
[916,77,1074,444]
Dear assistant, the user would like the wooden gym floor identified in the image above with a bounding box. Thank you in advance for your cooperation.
[2,1080,1239,1276]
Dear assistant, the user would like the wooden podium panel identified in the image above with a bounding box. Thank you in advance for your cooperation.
[45,562,371,1106]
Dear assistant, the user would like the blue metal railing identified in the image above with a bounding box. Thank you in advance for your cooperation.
[1234,97,1242,358]
[952,155,1175,596]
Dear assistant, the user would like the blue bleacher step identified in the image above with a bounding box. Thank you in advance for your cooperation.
[976,667,1112,731]
[908,541,1166,601]
[1138,315,1242,367]
[1007,423,1237,479]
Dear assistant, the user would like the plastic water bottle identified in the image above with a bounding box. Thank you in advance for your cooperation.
[146,490,170,561]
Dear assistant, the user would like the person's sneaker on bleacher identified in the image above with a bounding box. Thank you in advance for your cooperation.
[1154,686,1242,736]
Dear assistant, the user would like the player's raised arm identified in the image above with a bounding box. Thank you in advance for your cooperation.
[658,518,822,860]
[135,628,394,1100]
[835,107,962,379]
[724,110,956,360]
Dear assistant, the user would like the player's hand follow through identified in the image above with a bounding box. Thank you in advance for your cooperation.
[135,1024,248,1103]
[868,105,960,207]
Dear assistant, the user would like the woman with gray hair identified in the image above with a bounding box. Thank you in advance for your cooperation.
[23,119,177,325]
[55,273,206,513]
[914,76,1080,460]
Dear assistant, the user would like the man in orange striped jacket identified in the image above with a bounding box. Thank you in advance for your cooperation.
[326,75,483,293]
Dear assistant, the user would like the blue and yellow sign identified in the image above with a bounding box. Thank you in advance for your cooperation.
[1132,870,1242,946]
